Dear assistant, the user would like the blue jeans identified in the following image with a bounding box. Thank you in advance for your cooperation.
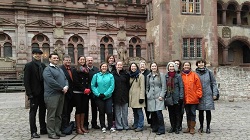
[132,108,144,129]
[114,103,129,130]
[185,104,197,121]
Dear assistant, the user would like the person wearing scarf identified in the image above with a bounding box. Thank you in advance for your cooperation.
[195,59,218,134]
[128,63,145,132]
[165,62,184,134]
[181,61,202,134]
[72,56,90,134]
[146,62,166,135]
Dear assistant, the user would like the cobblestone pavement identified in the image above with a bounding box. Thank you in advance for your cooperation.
[0,92,250,140]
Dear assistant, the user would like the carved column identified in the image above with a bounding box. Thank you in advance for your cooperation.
[236,11,241,25]
[223,48,228,65]
[222,10,226,25]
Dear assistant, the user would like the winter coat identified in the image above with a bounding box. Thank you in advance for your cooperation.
[91,72,115,100]
[181,71,202,104]
[196,68,218,110]
[112,69,130,105]
[146,72,166,112]
[165,73,184,104]
[129,74,145,108]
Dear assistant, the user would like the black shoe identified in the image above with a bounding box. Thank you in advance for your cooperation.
[48,135,60,139]
[152,129,157,133]
[178,126,182,131]
[175,128,180,134]
[40,130,47,135]
[168,127,174,133]
[156,132,165,135]
[56,133,66,137]
[92,125,100,129]
[31,133,40,138]
[198,127,203,133]
[206,128,210,134]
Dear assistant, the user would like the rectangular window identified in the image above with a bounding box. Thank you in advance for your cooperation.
[136,0,141,4]
[181,0,201,14]
[183,38,202,59]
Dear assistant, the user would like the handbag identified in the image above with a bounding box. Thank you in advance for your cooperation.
[164,92,173,106]
[208,71,220,100]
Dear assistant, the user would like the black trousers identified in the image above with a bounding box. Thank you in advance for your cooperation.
[84,94,98,127]
[168,103,182,129]
[29,95,47,134]
[61,97,73,131]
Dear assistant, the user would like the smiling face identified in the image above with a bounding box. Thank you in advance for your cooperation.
[139,62,146,71]
[130,64,137,72]
[116,61,123,71]
[197,61,205,68]
[63,57,71,67]
[150,63,158,72]
[49,54,59,65]
[33,53,42,61]
[183,62,191,71]
[108,56,115,64]
[78,56,86,66]
[168,63,175,72]
[100,63,108,73]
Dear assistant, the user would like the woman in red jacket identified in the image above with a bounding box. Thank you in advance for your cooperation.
[181,62,202,134]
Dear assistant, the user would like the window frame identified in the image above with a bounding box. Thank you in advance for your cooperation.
[181,0,201,15]
[182,38,202,59]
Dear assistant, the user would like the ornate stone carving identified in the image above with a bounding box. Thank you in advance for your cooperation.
[117,43,128,65]
[222,27,231,38]
[53,28,64,38]
[53,43,65,64]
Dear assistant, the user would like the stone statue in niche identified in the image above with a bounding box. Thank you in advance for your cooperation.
[117,44,128,65]
[19,40,25,51]
[53,43,65,64]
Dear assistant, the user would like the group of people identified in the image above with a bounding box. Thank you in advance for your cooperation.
[24,49,219,139]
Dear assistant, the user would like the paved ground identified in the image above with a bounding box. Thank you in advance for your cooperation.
[0,92,250,140]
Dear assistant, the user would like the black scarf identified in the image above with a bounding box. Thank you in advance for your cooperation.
[33,59,43,81]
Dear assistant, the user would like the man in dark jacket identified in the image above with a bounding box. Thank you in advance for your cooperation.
[60,55,74,134]
[24,48,47,139]
[85,56,100,129]
[139,60,151,125]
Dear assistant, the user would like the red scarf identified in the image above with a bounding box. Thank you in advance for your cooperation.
[167,72,175,92]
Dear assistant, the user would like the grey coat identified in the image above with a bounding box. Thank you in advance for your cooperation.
[165,73,184,104]
[146,72,166,112]
[196,68,218,110]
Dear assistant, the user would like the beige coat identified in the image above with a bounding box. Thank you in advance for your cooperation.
[129,74,145,108]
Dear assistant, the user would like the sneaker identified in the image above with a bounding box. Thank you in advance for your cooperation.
[110,127,116,133]
[102,127,106,133]
[135,128,143,132]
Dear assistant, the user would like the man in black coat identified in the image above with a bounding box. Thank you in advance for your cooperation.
[139,60,151,125]
[24,49,47,139]
[60,55,74,134]
[85,56,100,129]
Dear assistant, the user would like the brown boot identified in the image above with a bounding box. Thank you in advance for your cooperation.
[183,121,191,133]
[80,113,89,133]
[189,121,196,134]
[75,114,84,135]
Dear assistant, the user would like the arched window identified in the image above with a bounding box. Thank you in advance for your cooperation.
[129,37,142,57]
[67,35,84,64]
[226,4,237,25]
[100,36,114,62]
[241,4,249,25]
[4,42,12,58]
[31,34,50,64]
[0,33,12,58]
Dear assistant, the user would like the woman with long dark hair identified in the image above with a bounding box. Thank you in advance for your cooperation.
[146,62,166,135]
[72,55,90,134]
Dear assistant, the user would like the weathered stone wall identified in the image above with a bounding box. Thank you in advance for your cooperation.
[212,66,250,101]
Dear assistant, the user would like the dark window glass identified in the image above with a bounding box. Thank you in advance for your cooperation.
[37,35,44,42]
[108,44,113,55]
[4,42,12,58]
[132,38,137,44]
[100,44,105,62]
[42,43,50,64]
[103,37,109,43]
[196,38,201,57]
[72,36,78,43]
[0,34,6,41]
[68,44,75,64]
[183,39,188,58]
[190,39,194,57]
[129,45,134,57]
[77,44,84,56]
[136,45,141,57]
